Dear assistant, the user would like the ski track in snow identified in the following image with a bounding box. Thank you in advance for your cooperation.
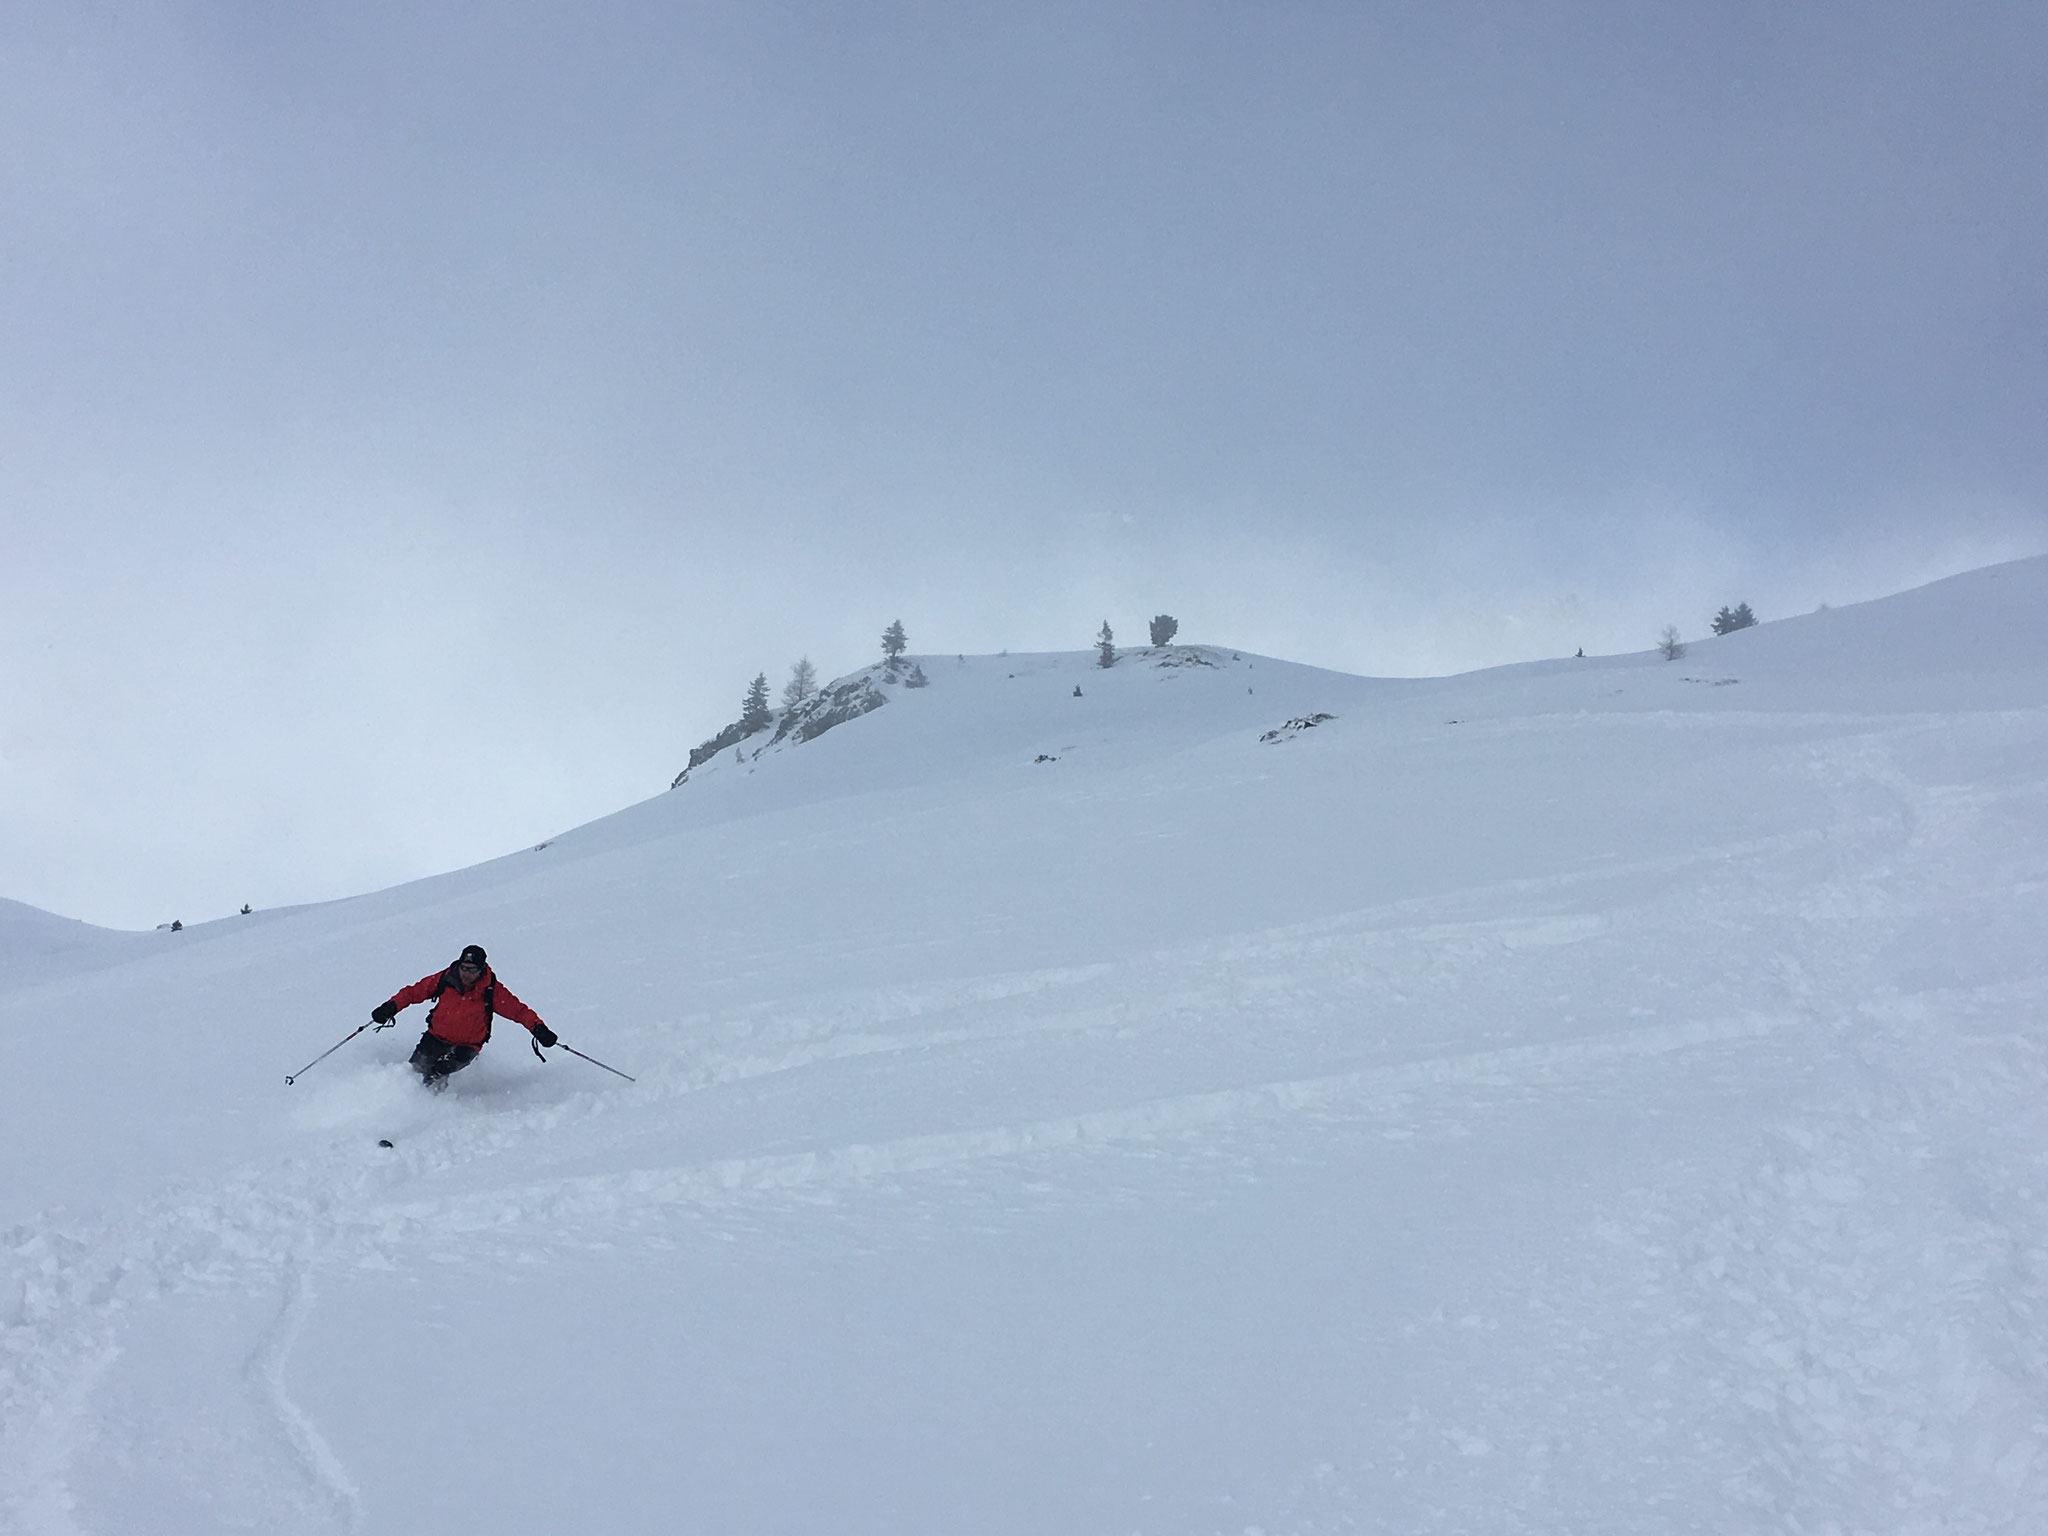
[244,1267,362,1532]
[0,869,1824,1529]
[12,976,2048,1523]
[13,866,2048,1531]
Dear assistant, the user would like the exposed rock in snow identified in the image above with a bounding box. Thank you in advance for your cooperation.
[1260,712,1336,742]
[770,671,890,746]
[675,717,764,784]
[673,663,909,785]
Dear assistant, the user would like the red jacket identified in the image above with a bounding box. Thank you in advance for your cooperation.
[384,966,546,1048]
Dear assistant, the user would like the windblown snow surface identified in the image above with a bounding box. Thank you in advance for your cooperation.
[7,560,2048,1535]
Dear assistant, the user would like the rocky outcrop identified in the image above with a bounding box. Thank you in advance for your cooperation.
[1260,712,1334,743]
[672,662,915,786]
[679,718,761,778]
[770,673,889,746]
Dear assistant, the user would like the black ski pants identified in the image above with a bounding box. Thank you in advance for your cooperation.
[410,1031,479,1085]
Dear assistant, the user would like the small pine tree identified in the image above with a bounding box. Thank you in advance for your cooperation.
[1658,625,1686,661]
[1711,603,1757,635]
[881,620,908,662]
[782,657,818,708]
[1149,614,1179,647]
[741,672,772,730]
[1096,621,1116,668]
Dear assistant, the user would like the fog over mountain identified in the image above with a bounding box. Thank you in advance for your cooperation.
[4,3,2045,928]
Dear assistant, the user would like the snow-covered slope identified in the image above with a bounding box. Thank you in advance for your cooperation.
[0,900,143,992]
[5,560,2048,1533]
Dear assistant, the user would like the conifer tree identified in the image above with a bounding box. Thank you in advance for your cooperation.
[1096,621,1116,668]
[782,657,818,708]
[1711,603,1757,635]
[741,672,772,730]
[881,620,908,662]
[1149,614,1179,646]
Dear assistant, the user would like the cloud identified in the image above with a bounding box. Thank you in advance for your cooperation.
[3,0,2044,924]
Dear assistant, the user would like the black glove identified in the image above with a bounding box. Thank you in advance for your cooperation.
[370,1001,397,1026]
[531,1022,558,1049]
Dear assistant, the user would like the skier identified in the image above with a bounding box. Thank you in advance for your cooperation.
[370,944,557,1090]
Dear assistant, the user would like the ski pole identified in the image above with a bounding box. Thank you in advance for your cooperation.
[285,1019,392,1085]
[553,1042,636,1082]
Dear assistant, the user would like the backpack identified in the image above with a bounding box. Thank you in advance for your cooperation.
[428,966,497,1041]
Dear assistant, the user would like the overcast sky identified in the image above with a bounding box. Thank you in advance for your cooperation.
[5,1,2044,930]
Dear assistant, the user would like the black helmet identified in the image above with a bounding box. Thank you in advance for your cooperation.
[457,944,488,968]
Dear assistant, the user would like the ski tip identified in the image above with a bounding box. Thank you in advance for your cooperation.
[377,1138,395,1148]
